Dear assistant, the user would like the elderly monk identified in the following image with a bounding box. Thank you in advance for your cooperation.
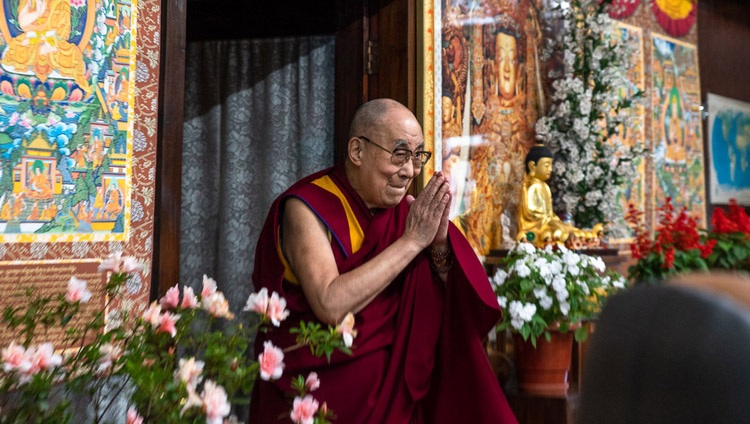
[250,99,516,423]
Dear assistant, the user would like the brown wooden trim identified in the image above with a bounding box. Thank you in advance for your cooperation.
[334,0,368,164]
[153,0,187,299]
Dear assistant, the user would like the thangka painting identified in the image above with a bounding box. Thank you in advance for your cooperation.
[425,0,545,256]
[650,33,705,225]
[607,22,646,243]
[0,0,135,243]
[707,93,750,205]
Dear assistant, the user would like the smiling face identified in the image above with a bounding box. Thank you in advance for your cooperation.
[354,107,425,210]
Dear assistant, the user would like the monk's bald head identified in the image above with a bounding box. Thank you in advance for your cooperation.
[349,99,413,138]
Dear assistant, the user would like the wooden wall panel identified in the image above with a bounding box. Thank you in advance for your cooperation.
[698,0,750,219]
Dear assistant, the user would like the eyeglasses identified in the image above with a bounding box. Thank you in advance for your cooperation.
[358,136,432,168]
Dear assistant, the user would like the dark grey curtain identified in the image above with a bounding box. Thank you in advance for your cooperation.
[181,36,335,310]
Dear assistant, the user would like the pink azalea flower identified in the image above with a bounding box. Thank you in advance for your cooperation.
[19,116,31,128]
[27,343,62,374]
[126,406,144,424]
[98,252,124,273]
[202,292,234,319]
[258,341,284,381]
[96,343,123,374]
[201,275,217,298]
[243,288,269,315]
[157,311,181,337]
[142,302,162,326]
[9,112,19,125]
[2,342,29,372]
[181,286,198,309]
[202,380,231,424]
[335,312,358,348]
[290,395,320,424]
[121,256,143,274]
[65,110,75,119]
[47,116,58,126]
[180,384,204,417]
[266,292,290,327]
[305,372,320,392]
[175,357,204,387]
[160,284,180,309]
[66,276,92,303]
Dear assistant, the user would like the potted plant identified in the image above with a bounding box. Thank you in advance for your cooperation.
[626,198,750,285]
[491,242,626,395]
[703,199,750,271]
[626,198,714,285]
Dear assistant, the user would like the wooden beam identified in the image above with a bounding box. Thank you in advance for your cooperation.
[153,0,187,298]
[334,0,368,164]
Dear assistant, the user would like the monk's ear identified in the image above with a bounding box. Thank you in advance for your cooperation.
[526,161,535,174]
[348,137,364,166]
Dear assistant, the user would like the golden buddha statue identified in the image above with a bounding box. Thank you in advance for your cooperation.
[2,0,91,95]
[517,144,582,247]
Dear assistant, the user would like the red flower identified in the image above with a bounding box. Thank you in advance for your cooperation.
[663,247,675,269]
[699,239,717,259]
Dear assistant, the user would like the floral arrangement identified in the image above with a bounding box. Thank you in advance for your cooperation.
[703,199,750,271]
[1,254,351,423]
[534,0,644,228]
[626,198,710,285]
[627,198,750,285]
[491,242,627,347]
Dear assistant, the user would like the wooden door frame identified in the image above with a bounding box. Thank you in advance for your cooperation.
[153,0,187,298]
[154,0,415,297]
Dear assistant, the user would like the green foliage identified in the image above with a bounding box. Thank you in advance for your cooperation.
[1,260,350,423]
[290,321,352,362]
[492,243,627,346]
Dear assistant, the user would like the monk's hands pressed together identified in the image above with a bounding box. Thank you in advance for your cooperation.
[404,172,451,251]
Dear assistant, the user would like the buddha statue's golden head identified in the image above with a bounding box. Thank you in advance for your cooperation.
[524,144,554,180]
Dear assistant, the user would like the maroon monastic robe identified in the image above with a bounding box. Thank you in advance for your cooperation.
[249,164,516,423]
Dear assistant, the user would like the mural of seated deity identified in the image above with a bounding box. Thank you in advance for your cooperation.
[0,0,95,101]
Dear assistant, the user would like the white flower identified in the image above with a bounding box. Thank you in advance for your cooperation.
[514,262,531,278]
[559,301,571,316]
[562,251,580,267]
[555,288,570,302]
[515,242,537,256]
[568,264,580,277]
[497,296,507,309]
[519,303,537,322]
[547,259,563,275]
[539,295,553,310]
[492,269,508,287]
[552,276,567,294]
[613,276,627,289]
[577,280,591,296]
[533,288,548,300]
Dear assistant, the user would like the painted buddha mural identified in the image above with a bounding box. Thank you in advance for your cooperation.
[0,0,92,96]
[449,0,543,256]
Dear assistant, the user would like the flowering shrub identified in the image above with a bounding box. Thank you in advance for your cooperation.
[491,242,626,346]
[1,254,352,423]
[627,198,750,284]
[534,0,644,228]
